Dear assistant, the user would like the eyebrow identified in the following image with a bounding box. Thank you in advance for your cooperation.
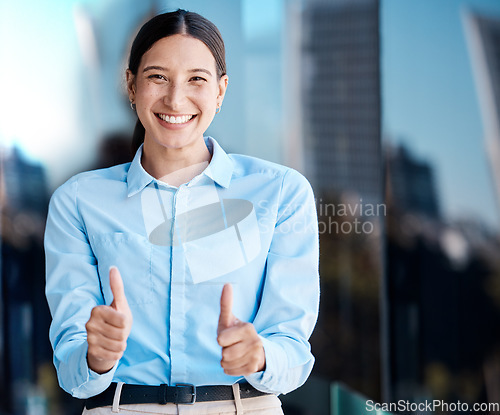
[143,65,166,73]
[189,68,213,76]
[142,66,213,76]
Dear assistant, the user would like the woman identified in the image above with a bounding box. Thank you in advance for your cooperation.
[45,9,319,415]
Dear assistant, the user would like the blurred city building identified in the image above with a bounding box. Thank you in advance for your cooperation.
[385,144,441,219]
[0,147,52,414]
[302,0,382,205]
[293,0,385,406]
[464,10,500,212]
[386,198,500,407]
[1,148,48,214]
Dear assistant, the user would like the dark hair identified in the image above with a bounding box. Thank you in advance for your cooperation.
[129,9,227,153]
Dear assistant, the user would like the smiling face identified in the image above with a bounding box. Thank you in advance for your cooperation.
[127,34,228,154]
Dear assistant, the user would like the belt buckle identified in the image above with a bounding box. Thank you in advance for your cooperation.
[175,383,196,405]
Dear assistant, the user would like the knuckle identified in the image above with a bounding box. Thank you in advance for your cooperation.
[222,349,231,361]
[116,314,126,326]
[86,320,99,332]
[243,323,254,334]
[118,330,128,342]
[87,333,98,344]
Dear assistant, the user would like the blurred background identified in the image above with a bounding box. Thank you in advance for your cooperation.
[1,0,500,413]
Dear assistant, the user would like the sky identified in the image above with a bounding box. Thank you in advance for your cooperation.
[381,0,500,229]
[0,1,84,181]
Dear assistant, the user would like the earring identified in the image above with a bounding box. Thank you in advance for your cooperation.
[216,105,221,114]
[130,101,136,111]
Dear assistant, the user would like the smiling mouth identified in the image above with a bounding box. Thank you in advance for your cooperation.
[156,113,196,124]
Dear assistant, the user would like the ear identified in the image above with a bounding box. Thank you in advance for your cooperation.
[216,75,229,107]
[126,69,136,102]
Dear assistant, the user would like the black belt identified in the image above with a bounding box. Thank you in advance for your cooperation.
[85,382,269,409]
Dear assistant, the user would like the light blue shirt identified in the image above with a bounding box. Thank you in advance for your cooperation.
[45,137,319,399]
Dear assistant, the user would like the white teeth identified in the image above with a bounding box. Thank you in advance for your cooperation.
[158,114,194,124]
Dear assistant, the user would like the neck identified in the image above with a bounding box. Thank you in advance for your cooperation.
[141,137,211,186]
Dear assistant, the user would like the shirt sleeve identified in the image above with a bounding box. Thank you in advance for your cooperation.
[44,177,117,399]
[245,168,320,395]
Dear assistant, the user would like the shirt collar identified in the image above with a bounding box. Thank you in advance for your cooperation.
[126,137,234,197]
[202,136,234,189]
[126,144,154,197]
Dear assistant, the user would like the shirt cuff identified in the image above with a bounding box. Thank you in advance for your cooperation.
[70,345,118,399]
[87,363,118,386]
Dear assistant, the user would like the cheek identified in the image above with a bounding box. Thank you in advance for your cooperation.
[193,88,218,109]
[136,81,164,101]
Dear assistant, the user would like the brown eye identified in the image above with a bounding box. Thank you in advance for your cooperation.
[148,74,166,81]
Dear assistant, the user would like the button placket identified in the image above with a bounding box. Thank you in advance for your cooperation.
[169,186,189,384]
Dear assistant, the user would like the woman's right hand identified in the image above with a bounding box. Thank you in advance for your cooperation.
[85,266,133,374]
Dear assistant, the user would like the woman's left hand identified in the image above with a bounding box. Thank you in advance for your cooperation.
[217,284,266,376]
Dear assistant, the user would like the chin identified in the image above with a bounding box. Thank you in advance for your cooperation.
[149,135,202,151]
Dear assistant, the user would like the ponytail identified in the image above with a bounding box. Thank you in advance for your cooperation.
[131,119,145,154]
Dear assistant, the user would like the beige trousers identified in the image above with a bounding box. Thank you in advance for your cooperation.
[82,384,284,415]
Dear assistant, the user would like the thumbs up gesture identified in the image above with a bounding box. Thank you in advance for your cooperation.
[217,284,266,376]
[86,266,133,374]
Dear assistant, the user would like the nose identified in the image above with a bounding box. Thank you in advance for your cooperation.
[163,83,185,110]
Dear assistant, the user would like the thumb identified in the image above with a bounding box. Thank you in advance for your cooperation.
[109,266,130,313]
[218,283,236,334]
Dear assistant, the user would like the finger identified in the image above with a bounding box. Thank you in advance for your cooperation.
[218,283,235,333]
[89,320,128,341]
[102,309,128,329]
[222,362,262,377]
[221,341,251,363]
[109,266,130,313]
[221,356,252,370]
[88,334,127,354]
[90,306,128,329]
[88,345,124,362]
[221,344,264,371]
[221,344,266,375]
[217,322,253,347]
